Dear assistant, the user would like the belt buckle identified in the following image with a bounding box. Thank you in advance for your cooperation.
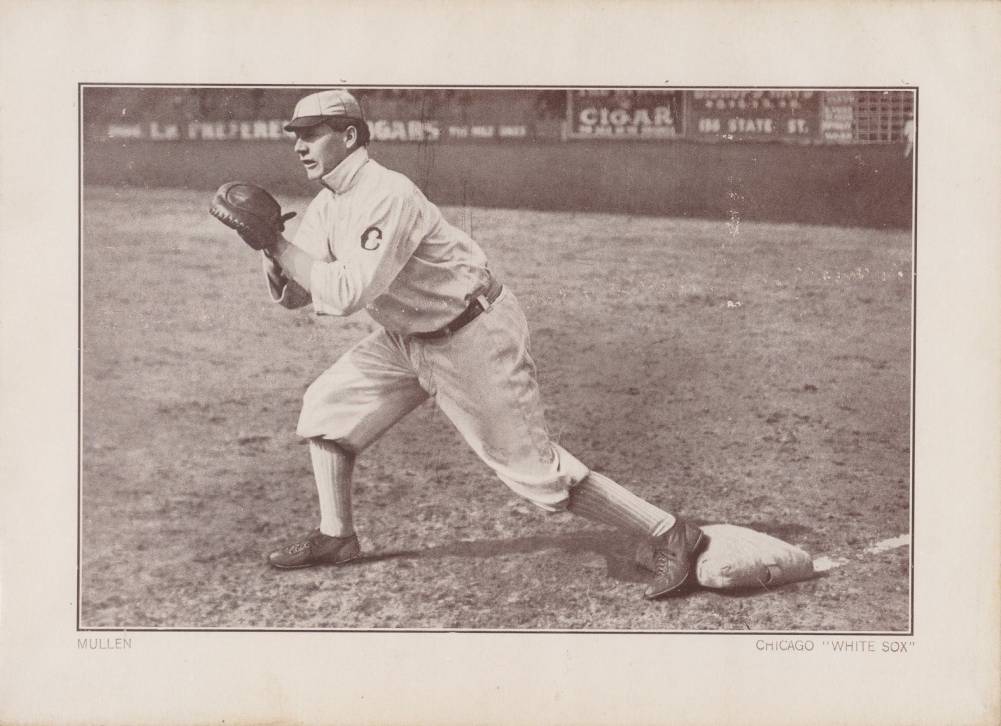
[476,293,493,313]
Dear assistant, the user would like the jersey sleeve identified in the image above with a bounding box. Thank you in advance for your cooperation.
[261,252,311,309]
[308,186,421,317]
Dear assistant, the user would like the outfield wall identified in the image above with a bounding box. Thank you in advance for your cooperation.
[82,138,912,229]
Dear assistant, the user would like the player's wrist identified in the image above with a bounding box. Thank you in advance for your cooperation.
[272,239,314,292]
[267,238,290,258]
[262,247,287,281]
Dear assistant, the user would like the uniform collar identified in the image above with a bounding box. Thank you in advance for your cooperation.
[321,147,370,194]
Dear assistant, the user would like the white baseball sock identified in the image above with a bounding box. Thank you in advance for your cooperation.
[567,471,676,536]
[309,437,355,538]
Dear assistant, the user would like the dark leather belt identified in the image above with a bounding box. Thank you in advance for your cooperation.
[412,278,503,340]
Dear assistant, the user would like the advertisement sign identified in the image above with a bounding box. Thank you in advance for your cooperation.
[103,120,289,141]
[93,90,548,143]
[99,118,533,143]
[93,90,902,146]
[687,90,820,141]
[368,120,531,142]
[820,91,855,143]
[567,90,684,139]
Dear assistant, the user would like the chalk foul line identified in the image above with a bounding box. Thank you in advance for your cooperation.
[812,534,910,573]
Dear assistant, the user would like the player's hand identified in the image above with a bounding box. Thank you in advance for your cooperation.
[209,181,296,251]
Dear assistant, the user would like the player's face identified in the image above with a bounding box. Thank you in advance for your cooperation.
[293,124,351,181]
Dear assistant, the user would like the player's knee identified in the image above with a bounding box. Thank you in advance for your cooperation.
[301,379,323,410]
[501,479,572,512]
[523,496,570,514]
[297,383,337,441]
[494,445,587,512]
[307,435,355,457]
[299,378,335,429]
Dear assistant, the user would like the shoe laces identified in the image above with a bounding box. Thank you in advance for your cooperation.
[287,529,322,554]
[653,550,673,576]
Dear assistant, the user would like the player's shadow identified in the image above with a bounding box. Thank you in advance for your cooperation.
[350,521,824,594]
[357,529,649,584]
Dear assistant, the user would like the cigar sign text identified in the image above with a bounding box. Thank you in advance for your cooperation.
[568,90,684,139]
[576,105,678,136]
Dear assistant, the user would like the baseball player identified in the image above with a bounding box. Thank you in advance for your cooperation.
[210,89,704,599]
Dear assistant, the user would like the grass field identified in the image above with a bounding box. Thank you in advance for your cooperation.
[80,185,912,631]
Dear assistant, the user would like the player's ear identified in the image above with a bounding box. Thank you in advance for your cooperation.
[344,125,358,150]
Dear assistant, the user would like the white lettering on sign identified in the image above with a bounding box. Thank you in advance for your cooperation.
[184,120,287,141]
[107,124,143,139]
[608,108,629,126]
[727,117,774,134]
[105,117,553,143]
[822,99,855,142]
[442,125,527,140]
[407,120,425,140]
[631,109,652,126]
[498,125,527,138]
[653,107,673,126]
[149,122,179,140]
[824,107,853,120]
[576,105,677,136]
[694,90,815,112]
[368,119,441,142]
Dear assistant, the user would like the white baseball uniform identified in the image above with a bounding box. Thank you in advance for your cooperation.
[264,147,589,510]
[259,91,686,594]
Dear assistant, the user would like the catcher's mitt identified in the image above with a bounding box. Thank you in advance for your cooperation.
[209,182,296,250]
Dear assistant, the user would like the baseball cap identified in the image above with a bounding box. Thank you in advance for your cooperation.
[284,89,365,131]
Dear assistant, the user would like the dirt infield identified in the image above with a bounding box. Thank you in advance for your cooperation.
[80,186,911,631]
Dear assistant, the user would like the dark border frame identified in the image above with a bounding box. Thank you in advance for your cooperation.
[77,83,917,636]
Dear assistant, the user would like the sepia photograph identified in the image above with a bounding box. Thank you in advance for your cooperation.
[79,85,914,632]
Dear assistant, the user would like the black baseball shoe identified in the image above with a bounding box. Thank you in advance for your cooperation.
[268,529,362,569]
[637,520,705,599]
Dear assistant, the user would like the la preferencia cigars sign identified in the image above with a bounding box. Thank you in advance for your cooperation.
[100,119,530,143]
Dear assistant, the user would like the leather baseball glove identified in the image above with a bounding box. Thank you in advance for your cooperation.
[209,181,296,251]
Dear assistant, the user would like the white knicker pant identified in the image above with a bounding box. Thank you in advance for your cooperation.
[297,288,589,510]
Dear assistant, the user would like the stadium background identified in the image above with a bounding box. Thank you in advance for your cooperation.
[83,87,913,228]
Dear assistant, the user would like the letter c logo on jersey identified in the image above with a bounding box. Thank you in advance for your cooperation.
[360,226,382,251]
